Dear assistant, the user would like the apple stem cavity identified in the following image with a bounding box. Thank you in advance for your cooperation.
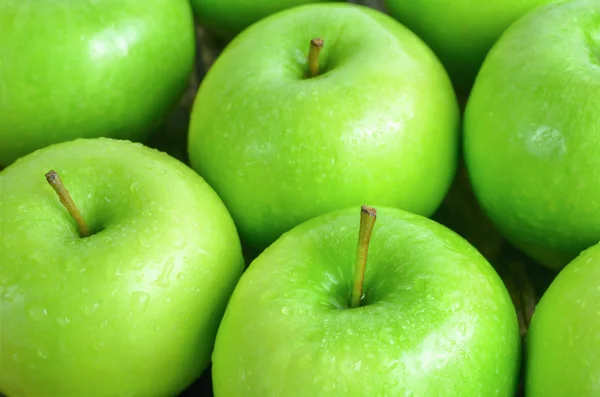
[308,38,324,77]
[45,170,90,238]
[350,205,377,309]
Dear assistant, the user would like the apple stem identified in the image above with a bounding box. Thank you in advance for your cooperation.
[350,205,377,308]
[45,170,90,238]
[308,38,324,77]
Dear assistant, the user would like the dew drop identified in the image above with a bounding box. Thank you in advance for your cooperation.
[130,291,150,313]
[37,348,49,359]
[12,353,22,362]
[56,316,71,326]
[129,182,140,192]
[140,239,151,249]
[172,239,186,249]
[281,306,290,315]
[28,306,48,322]
[80,302,100,316]
[152,259,175,288]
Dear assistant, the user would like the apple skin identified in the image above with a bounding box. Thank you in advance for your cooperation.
[0,0,196,167]
[384,0,554,95]
[463,0,600,270]
[190,0,341,41]
[0,138,245,397]
[212,206,521,396]
[525,243,600,396]
[188,3,460,250]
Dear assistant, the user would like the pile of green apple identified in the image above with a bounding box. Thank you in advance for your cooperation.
[1,0,599,396]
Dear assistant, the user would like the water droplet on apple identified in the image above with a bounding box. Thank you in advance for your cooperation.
[94,341,105,352]
[36,348,49,359]
[130,291,150,312]
[129,182,140,192]
[153,258,175,288]
[176,272,186,281]
[17,205,28,214]
[80,302,100,316]
[346,329,355,335]
[28,306,48,321]
[56,316,71,326]
[298,353,312,368]
[281,306,290,315]
[12,353,22,362]
[172,239,186,249]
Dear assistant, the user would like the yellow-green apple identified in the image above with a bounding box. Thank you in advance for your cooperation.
[384,0,555,95]
[0,0,196,167]
[212,206,521,396]
[0,138,244,397]
[464,0,600,270]
[190,0,341,41]
[526,242,600,396]
[188,3,460,250]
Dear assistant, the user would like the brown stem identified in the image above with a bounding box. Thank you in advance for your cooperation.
[308,38,324,77]
[45,170,90,238]
[350,205,377,308]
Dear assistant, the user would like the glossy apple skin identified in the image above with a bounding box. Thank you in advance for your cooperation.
[0,0,196,167]
[464,0,600,270]
[188,3,460,250]
[212,206,521,396]
[526,243,600,396]
[384,0,553,94]
[190,0,340,40]
[0,138,245,397]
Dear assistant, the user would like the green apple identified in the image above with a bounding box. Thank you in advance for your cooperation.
[0,138,244,397]
[0,0,196,167]
[463,0,600,270]
[384,0,555,95]
[212,205,521,396]
[188,3,460,250]
[190,0,340,41]
[525,243,600,396]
